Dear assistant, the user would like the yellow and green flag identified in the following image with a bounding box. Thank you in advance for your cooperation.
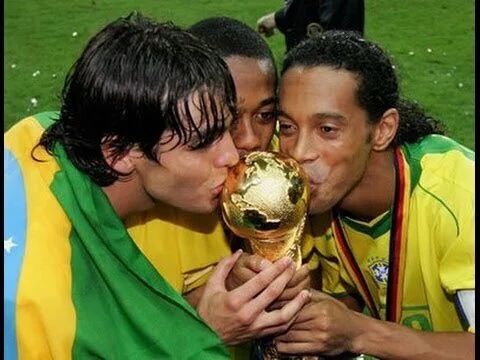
[4,112,229,359]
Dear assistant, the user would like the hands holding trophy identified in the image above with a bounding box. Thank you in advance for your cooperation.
[220,151,313,359]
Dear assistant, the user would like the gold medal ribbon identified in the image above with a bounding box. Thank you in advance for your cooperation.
[332,147,410,322]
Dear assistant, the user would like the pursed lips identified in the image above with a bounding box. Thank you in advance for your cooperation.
[211,182,225,197]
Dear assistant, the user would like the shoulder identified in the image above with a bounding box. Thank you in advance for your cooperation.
[404,135,473,237]
[405,135,474,196]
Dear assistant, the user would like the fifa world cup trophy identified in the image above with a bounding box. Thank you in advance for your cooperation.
[221,151,309,268]
[220,151,310,359]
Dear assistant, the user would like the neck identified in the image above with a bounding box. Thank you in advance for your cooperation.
[338,149,396,222]
[102,176,155,221]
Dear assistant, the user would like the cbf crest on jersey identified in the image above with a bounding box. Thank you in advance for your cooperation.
[368,257,389,285]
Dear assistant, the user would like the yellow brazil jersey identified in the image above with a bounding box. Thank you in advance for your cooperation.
[126,192,256,360]
[126,206,231,294]
[124,133,283,360]
[308,135,474,332]
[126,131,281,295]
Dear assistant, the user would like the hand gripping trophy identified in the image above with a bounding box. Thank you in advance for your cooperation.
[220,151,311,359]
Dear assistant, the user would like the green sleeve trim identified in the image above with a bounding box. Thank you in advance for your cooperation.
[402,135,475,198]
[418,183,459,236]
[404,135,474,162]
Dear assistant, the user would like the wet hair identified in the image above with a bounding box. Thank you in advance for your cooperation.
[188,16,277,84]
[282,30,445,146]
[35,12,236,186]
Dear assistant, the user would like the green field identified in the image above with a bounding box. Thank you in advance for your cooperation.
[4,0,475,149]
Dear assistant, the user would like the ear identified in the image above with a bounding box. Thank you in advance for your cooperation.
[371,108,399,151]
[101,142,139,174]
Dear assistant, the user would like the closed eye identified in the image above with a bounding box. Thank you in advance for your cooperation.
[279,122,296,135]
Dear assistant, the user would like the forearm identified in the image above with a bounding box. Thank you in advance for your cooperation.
[351,311,475,360]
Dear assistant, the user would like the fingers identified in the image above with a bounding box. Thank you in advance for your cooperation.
[225,253,271,291]
[278,278,310,303]
[245,254,271,272]
[276,329,312,342]
[206,250,243,291]
[226,265,257,291]
[287,264,310,287]
[256,290,311,337]
[310,289,336,302]
[267,299,288,311]
[230,256,293,307]
[244,263,297,317]
[275,341,316,355]
[274,265,310,304]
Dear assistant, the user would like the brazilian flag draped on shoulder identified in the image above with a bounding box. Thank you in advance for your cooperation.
[4,112,229,359]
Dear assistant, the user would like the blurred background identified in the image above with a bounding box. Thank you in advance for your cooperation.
[4,0,474,149]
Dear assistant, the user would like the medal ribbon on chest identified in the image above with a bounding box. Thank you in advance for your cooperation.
[332,147,410,322]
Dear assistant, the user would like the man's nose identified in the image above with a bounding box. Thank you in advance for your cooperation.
[289,134,317,164]
[216,131,240,167]
[233,118,261,155]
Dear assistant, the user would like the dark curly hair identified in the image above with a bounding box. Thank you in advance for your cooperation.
[35,12,236,186]
[282,30,445,146]
[188,16,278,86]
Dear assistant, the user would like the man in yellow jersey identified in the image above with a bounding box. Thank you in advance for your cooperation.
[187,15,310,303]
[273,31,474,358]
[186,17,311,358]
[126,17,311,358]
[4,13,310,359]
[127,16,281,297]
[125,15,313,357]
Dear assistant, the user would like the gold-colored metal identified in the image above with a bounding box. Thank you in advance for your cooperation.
[220,151,310,269]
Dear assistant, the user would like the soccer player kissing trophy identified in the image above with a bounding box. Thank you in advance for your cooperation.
[220,151,312,359]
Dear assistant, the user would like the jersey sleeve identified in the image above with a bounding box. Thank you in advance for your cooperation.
[183,265,217,293]
[438,194,475,294]
[431,151,475,295]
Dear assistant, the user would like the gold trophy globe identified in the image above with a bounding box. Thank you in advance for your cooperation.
[220,151,310,269]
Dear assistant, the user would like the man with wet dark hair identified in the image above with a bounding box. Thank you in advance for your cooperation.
[4,13,310,359]
[274,31,474,359]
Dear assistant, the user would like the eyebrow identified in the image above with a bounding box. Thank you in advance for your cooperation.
[277,110,347,123]
[277,109,293,120]
[313,112,347,123]
[259,96,277,107]
[237,95,276,108]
